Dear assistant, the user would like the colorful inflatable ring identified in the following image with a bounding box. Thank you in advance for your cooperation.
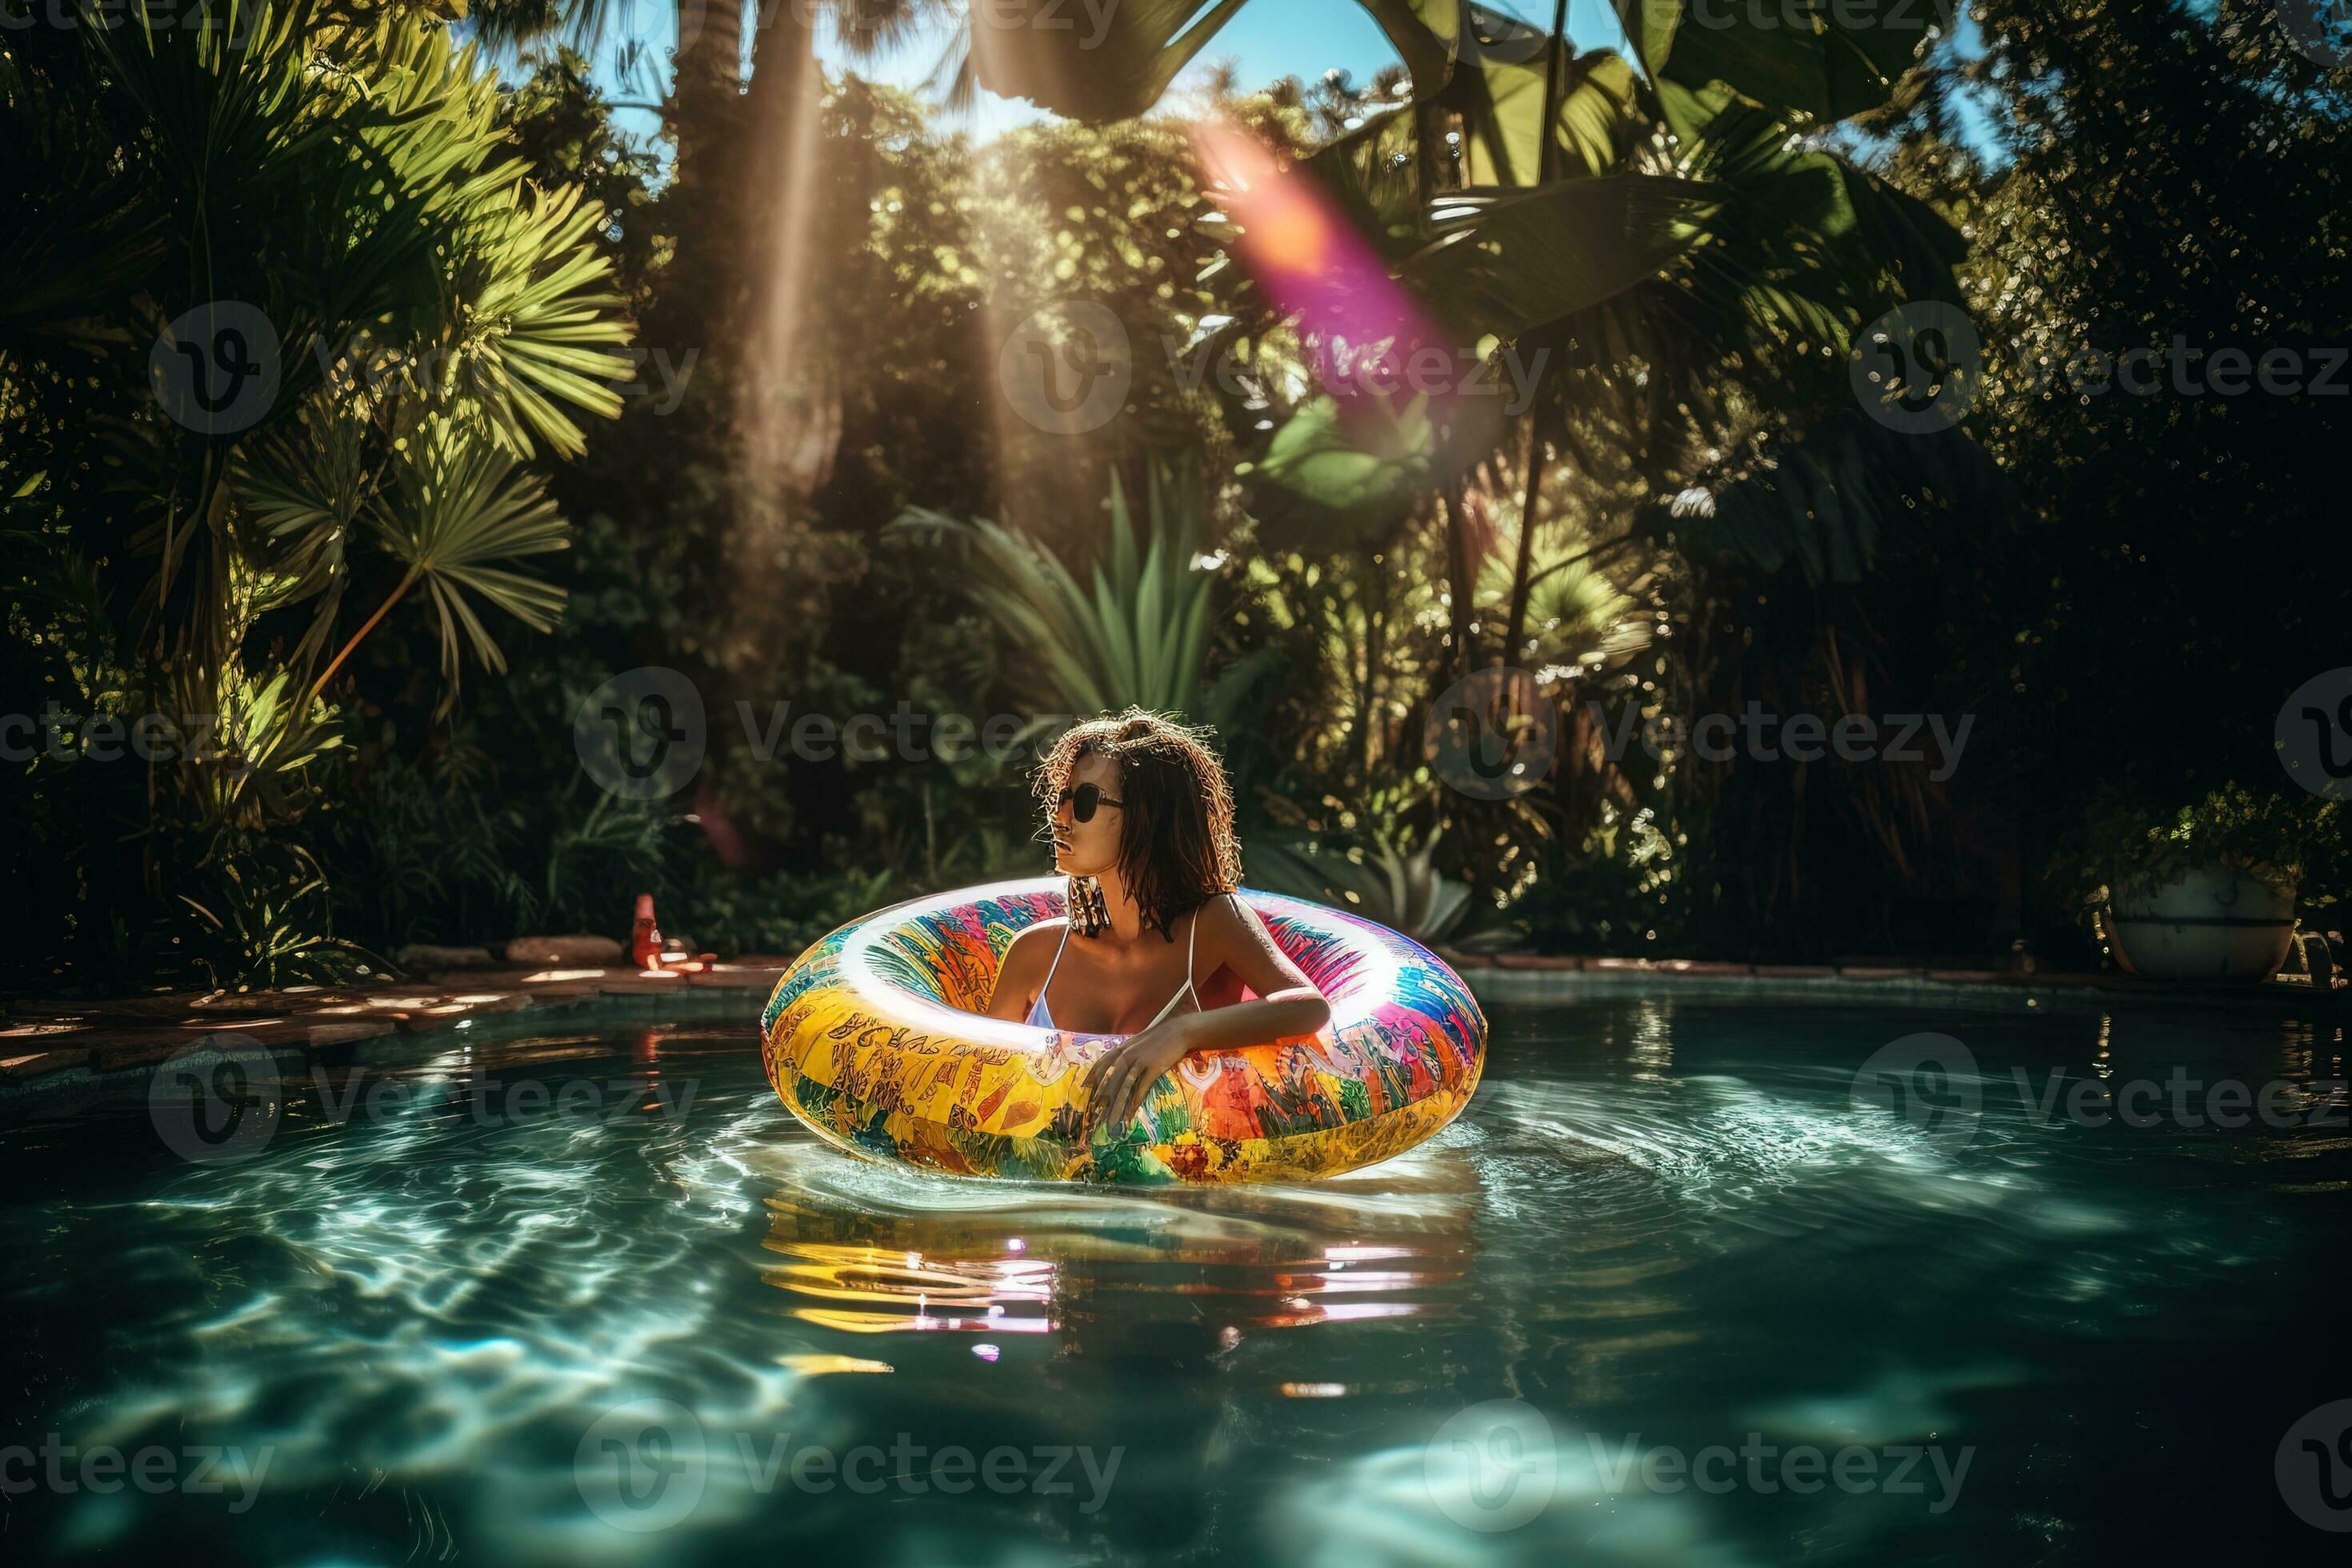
[758,878,1488,1185]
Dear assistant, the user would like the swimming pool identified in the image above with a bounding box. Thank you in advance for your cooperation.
[2,988,2345,1563]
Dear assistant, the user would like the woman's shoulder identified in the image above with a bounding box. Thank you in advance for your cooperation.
[1191,890,1258,942]
[1002,918,1069,965]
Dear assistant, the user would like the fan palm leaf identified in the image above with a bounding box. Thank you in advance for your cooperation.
[332,418,571,710]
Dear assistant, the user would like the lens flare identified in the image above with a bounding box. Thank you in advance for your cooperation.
[1190,123,1433,360]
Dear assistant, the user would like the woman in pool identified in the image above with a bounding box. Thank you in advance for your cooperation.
[984,710,1333,1140]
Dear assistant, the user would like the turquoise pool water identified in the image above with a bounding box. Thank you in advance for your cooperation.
[2,990,2346,1564]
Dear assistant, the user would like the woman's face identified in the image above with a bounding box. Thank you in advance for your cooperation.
[1050,750,1125,881]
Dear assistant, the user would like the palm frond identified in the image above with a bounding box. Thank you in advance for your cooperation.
[369,418,571,706]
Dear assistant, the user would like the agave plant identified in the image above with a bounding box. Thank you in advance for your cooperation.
[896,465,1221,719]
[1252,823,1482,948]
[173,841,381,992]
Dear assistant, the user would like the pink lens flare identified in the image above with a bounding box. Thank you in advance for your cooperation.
[1190,123,1436,367]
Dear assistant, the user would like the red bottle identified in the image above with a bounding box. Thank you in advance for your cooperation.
[629,894,664,971]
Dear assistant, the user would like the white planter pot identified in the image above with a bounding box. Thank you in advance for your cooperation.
[2106,863,2296,982]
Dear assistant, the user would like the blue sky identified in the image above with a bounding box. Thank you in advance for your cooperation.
[546,2,1990,166]
[576,1,1635,146]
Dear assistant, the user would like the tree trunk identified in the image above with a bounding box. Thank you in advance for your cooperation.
[670,0,746,189]
[1444,483,1477,678]
[1502,376,1554,662]
[738,7,825,444]
[1502,2,1570,663]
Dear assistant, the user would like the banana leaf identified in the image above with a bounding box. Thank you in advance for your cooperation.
[1614,0,1935,125]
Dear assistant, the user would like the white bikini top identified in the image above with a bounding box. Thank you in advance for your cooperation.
[1026,895,1222,1033]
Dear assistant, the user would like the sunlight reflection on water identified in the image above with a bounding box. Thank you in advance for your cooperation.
[1,996,2345,1563]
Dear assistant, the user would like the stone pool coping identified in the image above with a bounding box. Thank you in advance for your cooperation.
[3,952,2339,1123]
[1450,950,2346,1015]
[0,960,793,1122]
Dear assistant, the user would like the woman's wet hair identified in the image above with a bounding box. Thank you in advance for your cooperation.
[1034,709,1240,940]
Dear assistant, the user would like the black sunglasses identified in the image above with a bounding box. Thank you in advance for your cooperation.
[1054,783,1125,824]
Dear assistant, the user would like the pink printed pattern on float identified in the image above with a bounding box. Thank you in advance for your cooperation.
[758,878,1489,1185]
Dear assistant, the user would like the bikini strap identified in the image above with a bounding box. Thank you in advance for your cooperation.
[1178,892,1232,1014]
[1034,919,1073,1014]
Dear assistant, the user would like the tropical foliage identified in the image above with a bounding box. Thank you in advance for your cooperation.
[900,466,1222,718]
[2,6,632,986]
[6,0,2344,990]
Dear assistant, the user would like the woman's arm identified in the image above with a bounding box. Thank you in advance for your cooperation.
[1173,893,1331,1049]
[982,922,1060,1022]
[1081,895,1332,1137]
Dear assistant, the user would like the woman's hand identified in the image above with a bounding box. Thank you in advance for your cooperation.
[1080,1014,1198,1141]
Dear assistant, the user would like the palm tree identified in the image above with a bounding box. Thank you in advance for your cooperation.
[2,6,634,978]
[466,0,950,189]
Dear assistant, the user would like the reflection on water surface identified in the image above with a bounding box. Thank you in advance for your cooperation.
[1,994,2344,1564]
